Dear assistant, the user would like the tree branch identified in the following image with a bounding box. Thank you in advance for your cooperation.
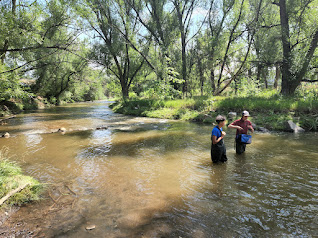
[301,78,318,82]
[296,29,318,81]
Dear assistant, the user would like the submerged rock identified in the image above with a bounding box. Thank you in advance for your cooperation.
[285,120,305,133]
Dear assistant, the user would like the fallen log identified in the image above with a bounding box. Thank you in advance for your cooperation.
[0,183,30,206]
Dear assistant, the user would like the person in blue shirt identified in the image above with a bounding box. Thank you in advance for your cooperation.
[211,115,227,163]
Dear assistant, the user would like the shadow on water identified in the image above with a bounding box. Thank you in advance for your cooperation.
[77,130,199,159]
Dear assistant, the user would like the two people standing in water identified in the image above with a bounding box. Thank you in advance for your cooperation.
[211,111,254,163]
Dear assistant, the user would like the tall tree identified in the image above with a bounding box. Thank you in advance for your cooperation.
[171,0,198,96]
[76,0,145,98]
[206,0,235,93]
[275,0,318,95]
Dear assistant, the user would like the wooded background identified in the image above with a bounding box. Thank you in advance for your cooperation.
[1,0,318,102]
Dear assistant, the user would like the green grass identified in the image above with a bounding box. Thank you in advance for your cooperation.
[0,148,43,207]
[214,96,318,113]
[110,92,318,131]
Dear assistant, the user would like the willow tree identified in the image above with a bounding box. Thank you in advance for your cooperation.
[273,0,318,95]
[205,0,236,93]
[126,0,183,95]
[0,0,87,105]
[75,0,145,99]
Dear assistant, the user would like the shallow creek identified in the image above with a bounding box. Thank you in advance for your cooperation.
[0,101,317,237]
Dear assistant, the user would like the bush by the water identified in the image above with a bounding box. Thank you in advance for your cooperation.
[0,148,42,207]
[111,90,318,131]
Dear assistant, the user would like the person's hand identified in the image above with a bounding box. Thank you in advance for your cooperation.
[222,131,226,136]
[237,126,243,131]
[248,126,254,133]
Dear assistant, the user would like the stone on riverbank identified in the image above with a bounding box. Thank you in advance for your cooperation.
[285,120,305,133]
[228,112,237,120]
[258,127,270,133]
[2,132,10,138]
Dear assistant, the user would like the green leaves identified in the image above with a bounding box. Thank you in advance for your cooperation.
[1,0,318,102]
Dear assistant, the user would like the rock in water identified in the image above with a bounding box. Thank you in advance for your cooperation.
[58,127,66,133]
[96,126,108,130]
[85,224,96,230]
[3,132,10,138]
[285,120,305,133]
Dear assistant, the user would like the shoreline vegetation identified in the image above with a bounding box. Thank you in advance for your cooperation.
[1,90,317,132]
[0,96,52,119]
[110,92,318,132]
[0,148,42,209]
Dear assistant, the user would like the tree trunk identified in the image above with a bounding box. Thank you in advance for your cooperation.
[279,0,294,96]
[263,67,268,88]
[248,68,252,78]
[12,0,17,14]
[0,0,15,64]
[121,79,129,99]
[274,63,281,89]
[216,0,245,91]
[256,62,262,86]
[200,77,204,96]
[0,40,9,64]
[234,78,238,95]
[181,31,187,97]
[197,51,204,96]
[295,29,318,82]
[278,1,318,95]
[210,70,215,93]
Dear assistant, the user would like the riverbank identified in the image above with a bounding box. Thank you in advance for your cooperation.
[0,96,52,119]
[0,148,42,210]
[110,95,318,131]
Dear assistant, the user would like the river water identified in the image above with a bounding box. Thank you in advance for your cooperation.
[0,101,317,237]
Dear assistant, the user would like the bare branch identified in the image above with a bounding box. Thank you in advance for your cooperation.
[301,78,318,82]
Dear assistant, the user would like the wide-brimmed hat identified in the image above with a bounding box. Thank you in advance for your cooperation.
[242,110,250,117]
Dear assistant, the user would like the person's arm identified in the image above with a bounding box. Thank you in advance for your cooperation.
[212,135,224,144]
[228,122,243,131]
[247,122,254,133]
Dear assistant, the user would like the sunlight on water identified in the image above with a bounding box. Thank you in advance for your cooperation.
[0,101,317,237]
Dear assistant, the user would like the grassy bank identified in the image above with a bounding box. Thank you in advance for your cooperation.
[0,148,42,208]
[110,93,318,131]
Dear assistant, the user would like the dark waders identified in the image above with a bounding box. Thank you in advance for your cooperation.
[235,136,246,154]
[211,138,227,163]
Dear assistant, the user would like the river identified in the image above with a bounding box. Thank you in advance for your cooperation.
[0,101,317,237]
